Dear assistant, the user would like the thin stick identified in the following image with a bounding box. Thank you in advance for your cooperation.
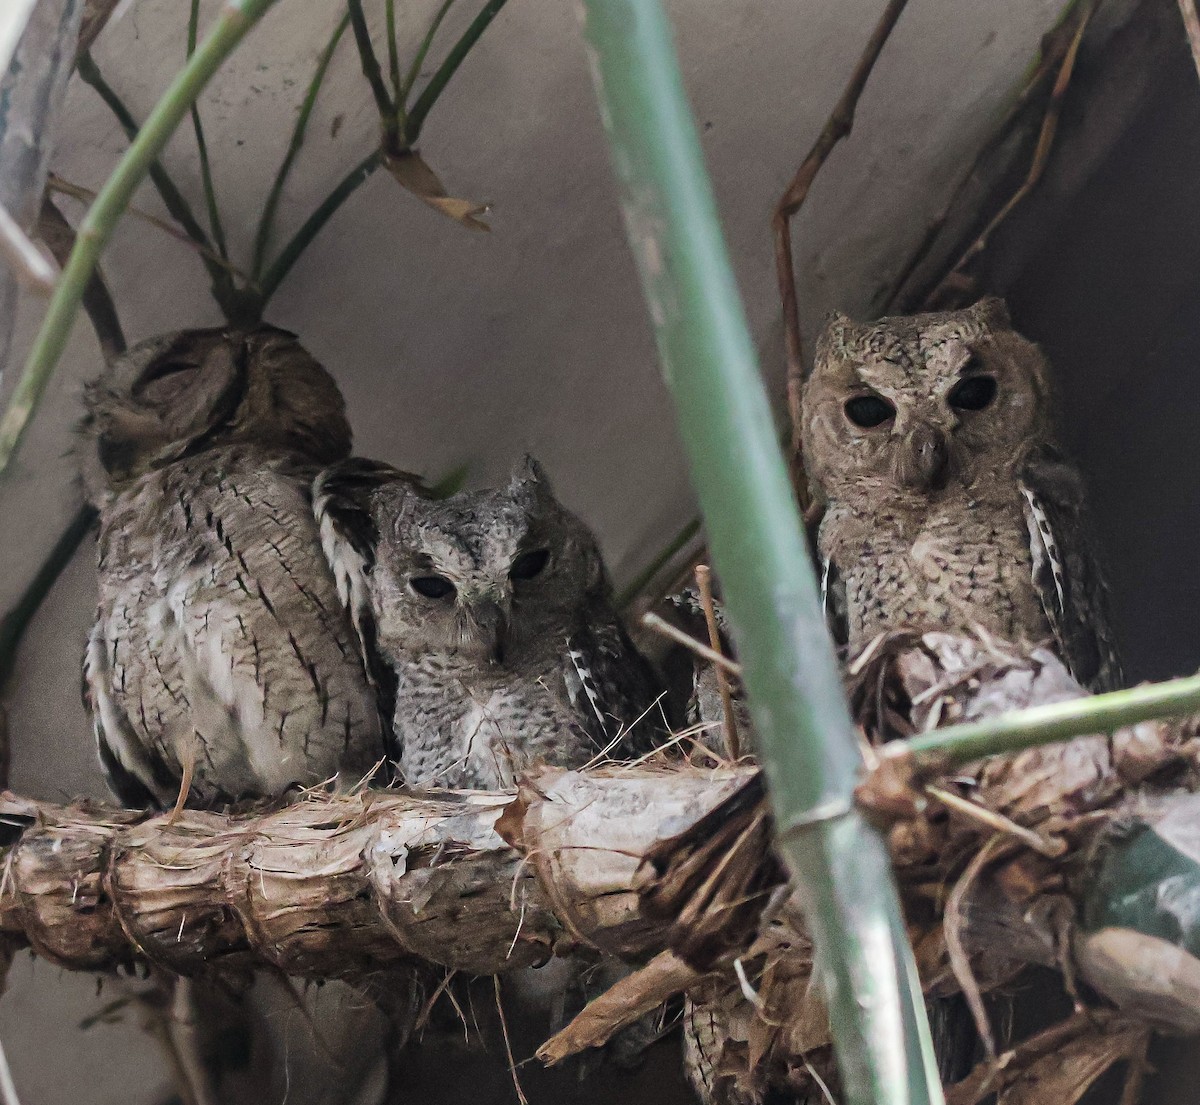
[695,565,740,759]
[492,976,529,1105]
[256,149,382,309]
[187,0,229,262]
[640,612,743,676]
[0,0,282,475]
[404,0,509,145]
[924,784,1063,858]
[75,52,234,307]
[773,0,910,507]
[37,197,126,363]
[401,0,457,101]
[385,0,403,112]
[1179,0,1200,84]
[908,670,1200,774]
[925,2,1092,305]
[944,836,1009,1060]
[48,175,254,284]
[251,12,350,277]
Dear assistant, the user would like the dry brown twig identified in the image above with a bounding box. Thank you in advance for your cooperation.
[774,0,910,508]
[923,1,1094,308]
[694,565,741,759]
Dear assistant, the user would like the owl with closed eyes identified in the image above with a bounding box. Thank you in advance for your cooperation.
[316,455,666,789]
[802,296,1121,693]
[80,325,391,809]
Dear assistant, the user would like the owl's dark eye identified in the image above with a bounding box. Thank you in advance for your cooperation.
[410,575,456,600]
[949,375,998,412]
[510,549,550,581]
[844,394,895,428]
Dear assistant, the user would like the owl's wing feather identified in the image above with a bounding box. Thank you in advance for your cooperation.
[84,624,173,808]
[1020,447,1123,692]
[312,458,423,757]
[564,616,667,759]
[820,555,849,651]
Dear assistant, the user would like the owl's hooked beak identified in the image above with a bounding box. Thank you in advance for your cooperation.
[897,423,950,491]
[466,598,510,665]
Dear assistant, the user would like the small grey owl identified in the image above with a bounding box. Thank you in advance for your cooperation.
[81,326,389,808]
[803,297,1121,693]
[317,455,665,788]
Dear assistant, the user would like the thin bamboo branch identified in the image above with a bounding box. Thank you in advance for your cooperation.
[403,0,508,145]
[347,0,399,147]
[923,1,1093,307]
[906,671,1200,775]
[36,196,126,363]
[577,3,940,1103]
[187,0,229,262]
[75,51,238,311]
[773,0,909,510]
[0,0,282,476]
[250,12,350,277]
[76,0,125,61]
[1179,0,1200,83]
[401,0,456,102]
[256,149,382,309]
[385,0,403,121]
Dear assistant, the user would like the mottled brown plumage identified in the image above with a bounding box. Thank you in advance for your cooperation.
[81,326,386,808]
[803,297,1121,692]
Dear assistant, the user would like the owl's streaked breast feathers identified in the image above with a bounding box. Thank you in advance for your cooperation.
[803,297,1122,693]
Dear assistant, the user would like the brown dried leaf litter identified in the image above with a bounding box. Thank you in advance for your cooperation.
[0,633,1197,1103]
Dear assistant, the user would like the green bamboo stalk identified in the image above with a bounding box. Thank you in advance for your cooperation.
[909,673,1200,774]
[400,0,456,102]
[577,3,941,1104]
[403,0,507,145]
[0,0,283,476]
[251,12,350,278]
[187,0,230,262]
[256,149,382,308]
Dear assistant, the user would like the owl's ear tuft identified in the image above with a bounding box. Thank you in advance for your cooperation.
[815,310,855,363]
[970,296,1011,330]
[509,454,552,496]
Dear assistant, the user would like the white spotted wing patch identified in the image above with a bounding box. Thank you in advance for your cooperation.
[1021,484,1067,640]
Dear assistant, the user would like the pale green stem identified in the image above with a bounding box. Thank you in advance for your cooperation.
[385,0,403,125]
[256,149,382,309]
[400,0,456,102]
[404,0,507,144]
[0,0,283,476]
[578,2,940,1103]
[910,672,1200,773]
